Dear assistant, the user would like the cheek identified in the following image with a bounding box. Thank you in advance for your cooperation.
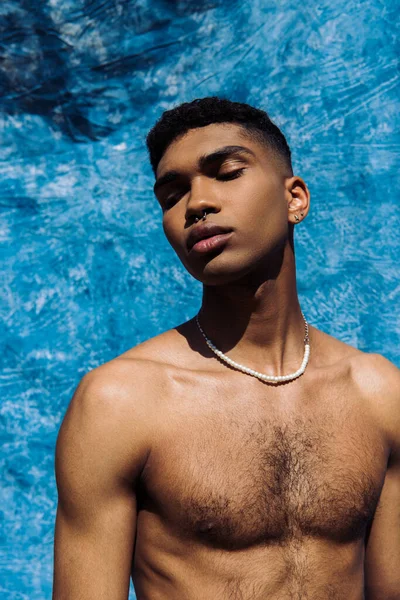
[162,214,185,254]
[239,182,287,231]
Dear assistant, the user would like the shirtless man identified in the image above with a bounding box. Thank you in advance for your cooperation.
[52,97,400,599]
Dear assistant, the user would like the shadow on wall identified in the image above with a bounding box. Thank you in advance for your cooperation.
[0,0,232,141]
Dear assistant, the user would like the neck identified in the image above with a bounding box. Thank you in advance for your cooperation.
[197,245,307,377]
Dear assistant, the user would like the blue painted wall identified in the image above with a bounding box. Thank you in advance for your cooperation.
[1,1,399,597]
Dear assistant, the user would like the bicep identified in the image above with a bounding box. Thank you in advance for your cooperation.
[53,489,137,600]
[364,462,400,600]
[53,369,147,600]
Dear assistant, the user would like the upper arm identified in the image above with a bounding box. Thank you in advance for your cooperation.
[364,463,400,599]
[363,355,400,600]
[52,363,150,600]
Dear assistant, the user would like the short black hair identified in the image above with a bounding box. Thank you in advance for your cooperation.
[146,96,292,176]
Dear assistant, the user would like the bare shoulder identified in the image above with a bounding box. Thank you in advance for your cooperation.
[81,350,167,406]
[117,322,194,368]
[349,349,400,452]
[58,343,174,471]
[349,350,400,393]
[65,320,193,431]
[309,325,399,383]
[84,321,188,398]
[310,325,400,446]
[308,325,368,368]
[69,325,188,420]
[345,348,400,406]
[314,326,400,393]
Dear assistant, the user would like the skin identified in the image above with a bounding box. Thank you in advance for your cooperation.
[52,123,400,600]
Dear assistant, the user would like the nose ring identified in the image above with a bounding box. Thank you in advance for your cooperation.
[194,211,207,223]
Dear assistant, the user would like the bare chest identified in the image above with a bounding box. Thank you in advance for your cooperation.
[140,386,387,550]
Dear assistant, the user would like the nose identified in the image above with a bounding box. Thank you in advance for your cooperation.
[185,176,220,222]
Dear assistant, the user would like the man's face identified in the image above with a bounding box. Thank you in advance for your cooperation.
[153,123,294,286]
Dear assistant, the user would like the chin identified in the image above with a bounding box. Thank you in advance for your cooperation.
[184,257,252,286]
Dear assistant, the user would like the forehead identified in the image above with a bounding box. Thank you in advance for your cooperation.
[156,123,269,177]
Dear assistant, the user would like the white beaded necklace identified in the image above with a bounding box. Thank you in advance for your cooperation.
[195,311,310,384]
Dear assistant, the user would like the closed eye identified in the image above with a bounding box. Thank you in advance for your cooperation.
[217,168,246,181]
[163,191,185,208]
[162,168,246,210]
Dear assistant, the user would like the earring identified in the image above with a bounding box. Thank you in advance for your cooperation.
[294,215,300,221]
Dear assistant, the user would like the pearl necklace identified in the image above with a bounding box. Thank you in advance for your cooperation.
[195,311,310,384]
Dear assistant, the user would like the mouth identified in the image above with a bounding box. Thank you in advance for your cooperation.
[187,223,233,252]
[189,231,233,254]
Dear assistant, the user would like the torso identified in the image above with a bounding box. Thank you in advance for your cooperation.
[115,321,392,599]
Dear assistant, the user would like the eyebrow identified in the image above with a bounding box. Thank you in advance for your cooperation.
[153,145,256,195]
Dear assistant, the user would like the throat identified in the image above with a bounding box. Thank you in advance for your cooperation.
[195,305,309,378]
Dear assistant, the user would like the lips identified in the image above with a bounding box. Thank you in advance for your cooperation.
[187,223,233,251]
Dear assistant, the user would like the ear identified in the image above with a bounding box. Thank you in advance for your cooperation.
[285,176,310,225]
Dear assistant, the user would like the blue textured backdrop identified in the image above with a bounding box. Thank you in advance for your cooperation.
[1,1,399,598]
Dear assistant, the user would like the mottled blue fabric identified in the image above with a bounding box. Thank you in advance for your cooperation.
[1,0,399,597]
